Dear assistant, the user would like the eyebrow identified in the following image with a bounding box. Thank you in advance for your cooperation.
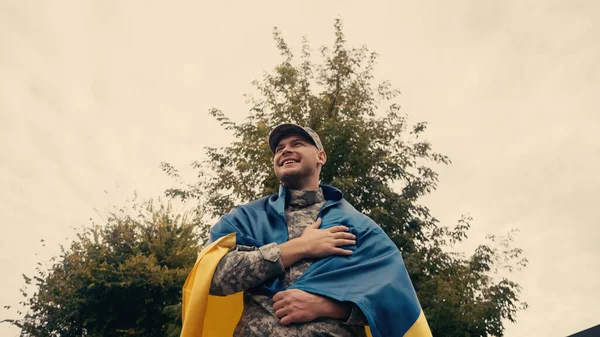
[276,138,307,150]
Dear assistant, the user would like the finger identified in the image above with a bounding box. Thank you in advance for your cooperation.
[308,218,322,229]
[332,248,353,256]
[273,291,286,302]
[327,225,349,233]
[280,312,302,326]
[275,306,291,319]
[334,239,356,247]
[273,298,286,311]
[280,314,294,326]
[333,232,356,240]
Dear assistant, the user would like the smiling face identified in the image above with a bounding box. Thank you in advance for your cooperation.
[272,134,327,190]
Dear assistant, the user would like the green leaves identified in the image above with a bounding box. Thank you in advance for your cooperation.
[158,19,527,336]
[8,18,528,337]
[10,199,204,337]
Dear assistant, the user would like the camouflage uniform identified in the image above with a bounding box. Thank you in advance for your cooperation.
[210,189,368,337]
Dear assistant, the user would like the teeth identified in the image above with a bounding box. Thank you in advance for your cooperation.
[283,160,296,165]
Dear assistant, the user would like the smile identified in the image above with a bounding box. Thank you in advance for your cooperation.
[282,159,298,166]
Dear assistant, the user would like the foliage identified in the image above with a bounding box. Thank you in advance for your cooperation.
[4,198,206,337]
[164,19,528,336]
[406,218,528,336]
[5,19,528,337]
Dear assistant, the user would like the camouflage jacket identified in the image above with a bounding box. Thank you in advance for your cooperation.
[209,189,367,337]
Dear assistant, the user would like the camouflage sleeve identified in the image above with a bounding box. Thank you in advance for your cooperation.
[342,304,368,326]
[209,242,285,296]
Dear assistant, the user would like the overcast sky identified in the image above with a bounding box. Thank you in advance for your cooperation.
[1,1,599,336]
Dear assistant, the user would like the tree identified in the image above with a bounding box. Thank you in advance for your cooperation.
[4,197,207,337]
[164,19,528,336]
[6,19,527,337]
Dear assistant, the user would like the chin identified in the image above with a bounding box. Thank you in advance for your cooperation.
[278,173,304,189]
[276,167,299,179]
[280,173,319,190]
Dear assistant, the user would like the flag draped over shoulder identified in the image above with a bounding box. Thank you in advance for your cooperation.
[180,233,244,336]
[180,185,432,337]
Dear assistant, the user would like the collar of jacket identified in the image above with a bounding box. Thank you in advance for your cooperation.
[268,184,344,220]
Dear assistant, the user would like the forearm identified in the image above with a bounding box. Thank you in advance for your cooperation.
[323,300,368,326]
[209,243,285,296]
[342,304,368,325]
[323,300,353,320]
[278,237,308,268]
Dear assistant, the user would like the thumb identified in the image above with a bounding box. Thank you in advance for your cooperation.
[308,217,322,229]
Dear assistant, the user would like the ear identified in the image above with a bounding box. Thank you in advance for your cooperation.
[317,151,327,166]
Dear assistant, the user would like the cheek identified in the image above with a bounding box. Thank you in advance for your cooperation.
[309,153,321,165]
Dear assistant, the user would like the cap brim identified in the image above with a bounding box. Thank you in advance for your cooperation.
[268,124,315,153]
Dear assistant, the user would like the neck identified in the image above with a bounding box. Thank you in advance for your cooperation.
[283,178,320,191]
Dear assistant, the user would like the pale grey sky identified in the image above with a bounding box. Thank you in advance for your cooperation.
[1,1,598,336]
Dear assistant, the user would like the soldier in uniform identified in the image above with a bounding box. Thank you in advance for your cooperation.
[209,123,368,337]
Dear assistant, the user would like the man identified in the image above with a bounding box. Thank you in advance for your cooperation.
[180,124,431,337]
[209,124,368,336]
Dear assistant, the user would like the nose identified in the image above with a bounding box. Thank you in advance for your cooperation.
[276,146,293,163]
[277,143,294,155]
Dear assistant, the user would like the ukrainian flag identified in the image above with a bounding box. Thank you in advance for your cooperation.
[180,233,432,337]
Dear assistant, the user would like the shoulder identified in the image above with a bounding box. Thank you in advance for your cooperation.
[334,199,381,232]
[222,195,272,220]
[244,195,272,210]
[212,195,272,233]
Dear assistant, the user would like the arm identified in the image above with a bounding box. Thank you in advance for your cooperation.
[310,296,367,325]
[272,219,366,325]
[342,304,369,326]
[209,236,322,296]
[209,243,284,296]
[272,289,368,325]
[210,218,356,296]
[300,295,367,325]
